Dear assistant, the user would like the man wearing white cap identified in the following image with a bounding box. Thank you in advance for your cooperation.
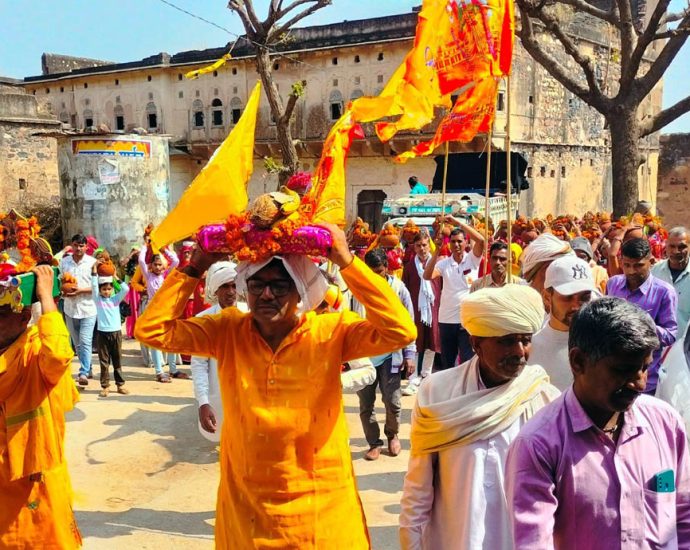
[190,261,240,441]
[529,256,596,390]
[400,284,559,549]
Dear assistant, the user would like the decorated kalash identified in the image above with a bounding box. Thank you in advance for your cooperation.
[0,210,82,548]
[132,81,416,549]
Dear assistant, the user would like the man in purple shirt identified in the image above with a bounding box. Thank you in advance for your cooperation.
[506,298,690,549]
[606,237,677,392]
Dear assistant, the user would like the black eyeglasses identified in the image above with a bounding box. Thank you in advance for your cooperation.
[246,279,293,297]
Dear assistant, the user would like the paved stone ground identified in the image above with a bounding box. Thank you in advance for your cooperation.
[67,338,412,549]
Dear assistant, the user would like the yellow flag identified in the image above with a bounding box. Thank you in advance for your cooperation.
[150,82,261,250]
[185,53,232,80]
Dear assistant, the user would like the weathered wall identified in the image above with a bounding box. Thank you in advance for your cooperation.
[25,8,663,220]
[657,133,690,228]
[58,134,170,256]
[0,88,61,211]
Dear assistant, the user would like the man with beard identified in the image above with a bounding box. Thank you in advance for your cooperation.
[470,242,525,292]
[507,298,690,548]
[529,256,595,390]
[402,230,441,395]
[400,285,559,549]
[653,226,690,334]
[607,238,677,393]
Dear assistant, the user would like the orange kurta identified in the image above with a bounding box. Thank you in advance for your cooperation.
[0,312,81,549]
[135,257,416,549]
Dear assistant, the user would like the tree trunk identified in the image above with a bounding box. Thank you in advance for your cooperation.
[254,48,300,187]
[608,107,641,217]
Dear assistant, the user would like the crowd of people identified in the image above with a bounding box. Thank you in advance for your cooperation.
[1,200,690,549]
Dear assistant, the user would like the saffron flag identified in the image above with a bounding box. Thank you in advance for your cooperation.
[395,78,498,163]
[149,82,261,251]
[307,107,364,226]
[394,0,515,161]
[185,53,233,80]
[363,0,514,144]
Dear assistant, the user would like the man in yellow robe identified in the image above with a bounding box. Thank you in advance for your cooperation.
[135,223,417,549]
[0,265,82,549]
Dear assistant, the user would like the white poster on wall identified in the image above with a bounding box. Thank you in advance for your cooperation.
[98,158,120,185]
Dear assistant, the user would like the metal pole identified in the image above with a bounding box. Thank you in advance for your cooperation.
[484,128,493,268]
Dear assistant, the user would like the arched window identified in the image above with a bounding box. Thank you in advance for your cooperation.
[83,109,94,128]
[59,111,69,124]
[230,97,243,124]
[114,104,125,131]
[329,90,343,121]
[211,98,223,126]
[146,102,158,129]
[350,89,364,100]
[192,99,204,128]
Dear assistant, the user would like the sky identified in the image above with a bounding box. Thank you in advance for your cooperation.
[1,0,689,132]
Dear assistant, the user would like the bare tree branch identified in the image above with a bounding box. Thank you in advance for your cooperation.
[557,0,620,24]
[269,0,332,42]
[636,12,690,98]
[662,4,690,24]
[228,1,259,40]
[625,0,673,89]
[616,0,639,83]
[516,1,606,109]
[640,95,690,136]
[654,25,690,39]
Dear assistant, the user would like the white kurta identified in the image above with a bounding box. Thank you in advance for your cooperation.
[190,304,224,442]
[399,360,525,550]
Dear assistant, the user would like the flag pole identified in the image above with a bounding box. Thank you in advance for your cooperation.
[484,127,493,268]
[441,141,449,216]
[505,76,513,283]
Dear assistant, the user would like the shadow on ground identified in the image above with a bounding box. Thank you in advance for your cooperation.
[76,508,215,540]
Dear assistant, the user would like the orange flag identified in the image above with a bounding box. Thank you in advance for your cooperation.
[394,0,515,161]
[395,78,498,163]
[306,107,364,226]
[150,82,261,250]
[358,0,514,145]
[374,0,452,141]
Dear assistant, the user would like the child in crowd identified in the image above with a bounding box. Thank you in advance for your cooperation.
[138,243,188,382]
[91,260,129,397]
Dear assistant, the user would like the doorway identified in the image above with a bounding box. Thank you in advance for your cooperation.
[357,190,387,232]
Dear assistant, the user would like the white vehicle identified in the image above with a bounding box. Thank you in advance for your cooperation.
[382,192,519,233]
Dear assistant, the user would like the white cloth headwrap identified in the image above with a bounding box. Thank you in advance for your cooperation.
[520,233,574,281]
[204,261,238,305]
[415,255,434,326]
[235,255,329,315]
[460,284,545,337]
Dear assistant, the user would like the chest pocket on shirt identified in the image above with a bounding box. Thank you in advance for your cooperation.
[642,488,676,544]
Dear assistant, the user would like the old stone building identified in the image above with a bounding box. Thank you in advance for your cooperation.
[657,133,690,229]
[0,76,61,211]
[21,6,661,226]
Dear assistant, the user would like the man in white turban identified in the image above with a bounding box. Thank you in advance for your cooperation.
[400,284,560,550]
[190,261,238,441]
[520,233,574,293]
